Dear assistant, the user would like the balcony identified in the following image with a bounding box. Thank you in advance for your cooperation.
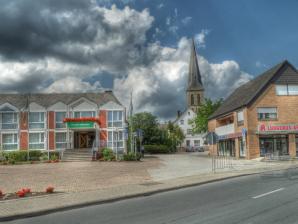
[215,123,235,136]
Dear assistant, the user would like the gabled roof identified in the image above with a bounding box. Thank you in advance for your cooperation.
[0,91,122,110]
[209,60,297,120]
[187,38,204,91]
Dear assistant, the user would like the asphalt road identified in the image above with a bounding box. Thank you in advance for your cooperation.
[5,168,298,224]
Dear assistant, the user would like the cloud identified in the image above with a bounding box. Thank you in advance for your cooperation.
[194,29,210,48]
[114,38,252,119]
[0,1,252,120]
[181,16,192,25]
[157,3,164,9]
[44,77,103,93]
[255,61,268,68]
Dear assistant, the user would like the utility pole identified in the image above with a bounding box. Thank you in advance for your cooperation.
[129,91,134,153]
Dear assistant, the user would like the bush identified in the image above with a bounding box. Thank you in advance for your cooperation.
[50,154,58,161]
[144,145,170,154]
[123,152,141,161]
[29,150,42,161]
[102,148,115,161]
[3,151,28,162]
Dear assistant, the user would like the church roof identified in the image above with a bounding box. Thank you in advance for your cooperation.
[187,39,204,91]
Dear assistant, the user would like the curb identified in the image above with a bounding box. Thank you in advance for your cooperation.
[0,171,262,222]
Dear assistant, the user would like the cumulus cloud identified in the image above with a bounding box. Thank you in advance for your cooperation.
[194,29,210,48]
[114,38,253,119]
[0,1,252,120]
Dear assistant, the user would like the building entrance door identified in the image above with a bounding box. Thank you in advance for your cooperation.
[74,131,95,149]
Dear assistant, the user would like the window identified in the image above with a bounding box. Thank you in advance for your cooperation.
[191,94,194,105]
[107,131,124,149]
[187,129,193,135]
[56,132,67,149]
[257,107,277,120]
[276,85,288,95]
[194,140,200,147]
[1,112,18,129]
[197,94,201,105]
[29,132,44,149]
[29,112,45,129]
[276,84,298,95]
[237,110,244,125]
[288,85,298,95]
[2,133,18,150]
[180,120,184,125]
[74,111,96,118]
[55,112,66,129]
[107,111,123,127]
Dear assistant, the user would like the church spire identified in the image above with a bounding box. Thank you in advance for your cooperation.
[187,38,204,91]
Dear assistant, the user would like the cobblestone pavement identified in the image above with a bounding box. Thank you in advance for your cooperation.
[0,158,161,193]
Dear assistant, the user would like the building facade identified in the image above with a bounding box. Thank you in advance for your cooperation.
[174,39,205,150]
[0,91,126,153]
[208,60,298,159]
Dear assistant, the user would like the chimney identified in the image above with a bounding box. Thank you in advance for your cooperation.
[177,110,181,118]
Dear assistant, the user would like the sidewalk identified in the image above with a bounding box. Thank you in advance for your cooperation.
[1,162,297,221]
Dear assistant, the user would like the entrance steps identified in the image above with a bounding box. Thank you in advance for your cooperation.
[62,148,93,162]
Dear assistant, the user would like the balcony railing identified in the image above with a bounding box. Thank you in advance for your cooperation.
[215,123,235,136]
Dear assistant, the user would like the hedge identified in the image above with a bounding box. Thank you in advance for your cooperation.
[123,152,141,161]
[0,150,61,163]
[144,145,170,154]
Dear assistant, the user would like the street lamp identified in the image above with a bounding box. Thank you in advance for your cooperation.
[115,128,118,161]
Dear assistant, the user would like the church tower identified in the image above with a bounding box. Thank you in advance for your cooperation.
[186,38,204,112]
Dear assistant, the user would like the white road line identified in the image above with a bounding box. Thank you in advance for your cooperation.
[252,188,285,199]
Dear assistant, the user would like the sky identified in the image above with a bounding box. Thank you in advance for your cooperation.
[0,0,298,120]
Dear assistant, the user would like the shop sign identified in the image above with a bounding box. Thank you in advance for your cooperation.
[67,121,94,129]
[258,123,298,133]
[217,132,242,141]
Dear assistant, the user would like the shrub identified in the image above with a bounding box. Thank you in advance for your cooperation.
[3,151,28,162]
[29,150,42,161]
[46,186,54,193]
[102,148,115,161]
[144,145,170,154]
[123,152,141,161]
[41,153,49,161]
[50,154,58,161]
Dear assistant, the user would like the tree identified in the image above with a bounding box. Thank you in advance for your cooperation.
[166,121,185,151]
[131,112,160,145]
[192,98,223,133]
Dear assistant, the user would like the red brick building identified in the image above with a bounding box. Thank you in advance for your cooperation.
[0,91,126,154]
[208,60,298,159]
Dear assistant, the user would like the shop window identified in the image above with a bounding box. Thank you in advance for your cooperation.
[55,112,66,129]
[259,135,288,156]
[257,107,277,120]
[237,110,244,126]
[2,133,18,150]
[56,132,67,149]
[29,132,45,150]
[29,112,45,129]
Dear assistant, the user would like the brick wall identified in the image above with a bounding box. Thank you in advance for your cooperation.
[20,112,28,130]
[48,131,55,150]
[20,132,28,150]
[48,111,55,129]
[247,84,298,158]
[99,110,107,128]
[100,130,107,147]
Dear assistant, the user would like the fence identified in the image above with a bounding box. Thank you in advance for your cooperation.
[212,155,234,173]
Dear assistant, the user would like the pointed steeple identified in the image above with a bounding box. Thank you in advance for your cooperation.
[187,38,204,91]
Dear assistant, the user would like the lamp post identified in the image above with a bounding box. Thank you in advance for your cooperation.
[115,128,118,161]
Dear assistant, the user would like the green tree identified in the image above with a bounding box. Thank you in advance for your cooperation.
[131,112,160,145]
[166,121,185,151]
[192,98,223,133]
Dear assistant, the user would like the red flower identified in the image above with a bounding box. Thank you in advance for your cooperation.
[17,190,25,197]
[22,188,31,194]
[0,190,3,197]
[46,186,54,193]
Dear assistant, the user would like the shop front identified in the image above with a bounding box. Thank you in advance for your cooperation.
[257,123,298,157]
[217,132,242,157]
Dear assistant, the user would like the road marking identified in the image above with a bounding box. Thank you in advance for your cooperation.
[252,188,284,199]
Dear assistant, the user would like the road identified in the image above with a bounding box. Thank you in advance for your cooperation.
[4,169,298,224]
